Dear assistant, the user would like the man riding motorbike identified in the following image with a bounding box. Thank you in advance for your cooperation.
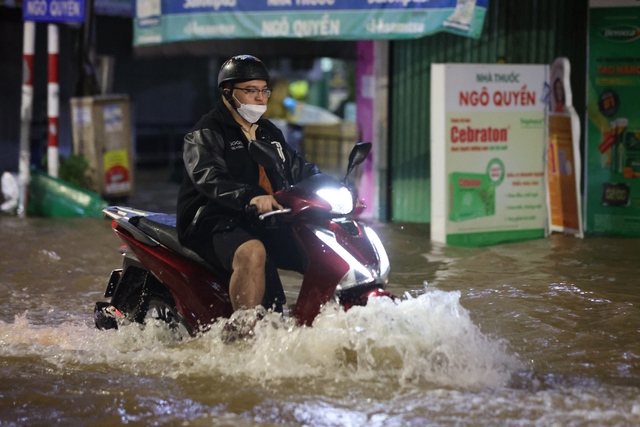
[176,55,320,322]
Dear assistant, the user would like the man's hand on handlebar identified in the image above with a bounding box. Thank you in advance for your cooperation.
[249,195,283,214]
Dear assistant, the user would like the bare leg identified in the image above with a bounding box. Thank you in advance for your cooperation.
[229,239,266,311]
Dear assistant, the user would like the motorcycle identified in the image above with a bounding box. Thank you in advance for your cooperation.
[94,142,393,338]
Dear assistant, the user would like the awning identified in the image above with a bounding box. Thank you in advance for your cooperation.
[135,0,489,48]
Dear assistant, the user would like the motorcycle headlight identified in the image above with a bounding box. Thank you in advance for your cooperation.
[316,187,354,215]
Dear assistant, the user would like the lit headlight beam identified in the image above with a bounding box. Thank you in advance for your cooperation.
[316,187,354,215]
[364,225,390,279]
[313,228,373,287]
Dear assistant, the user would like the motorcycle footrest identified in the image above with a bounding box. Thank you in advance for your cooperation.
[94,301,124,330]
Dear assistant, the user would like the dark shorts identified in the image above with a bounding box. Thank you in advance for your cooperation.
[192,223,307,311]
[208,224,306,274]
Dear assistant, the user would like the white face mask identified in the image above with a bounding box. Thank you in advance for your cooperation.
[233,94,267,123]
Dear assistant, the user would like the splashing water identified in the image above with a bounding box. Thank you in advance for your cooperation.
[2,218,640,425]
[0,290,519,391]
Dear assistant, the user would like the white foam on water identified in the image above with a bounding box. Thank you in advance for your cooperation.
[3,294,640,426]
[0,290,519,390]
[200,290,520,389]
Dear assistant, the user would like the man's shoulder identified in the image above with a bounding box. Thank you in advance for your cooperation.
[256,118,283,136]
[191,108,224,133]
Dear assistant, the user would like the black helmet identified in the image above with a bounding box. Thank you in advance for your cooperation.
[217,55,270,88]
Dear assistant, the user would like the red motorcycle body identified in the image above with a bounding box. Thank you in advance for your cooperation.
[95,182,392,335]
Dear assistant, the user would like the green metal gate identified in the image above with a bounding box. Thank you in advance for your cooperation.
[389,0,587,222]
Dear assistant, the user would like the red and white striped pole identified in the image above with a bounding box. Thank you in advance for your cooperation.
[18,21,35,218]
[48,23,59,178]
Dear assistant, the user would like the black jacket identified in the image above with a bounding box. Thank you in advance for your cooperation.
[177,100,320,246]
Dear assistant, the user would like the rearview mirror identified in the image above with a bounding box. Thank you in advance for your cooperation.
[344,142,372,181]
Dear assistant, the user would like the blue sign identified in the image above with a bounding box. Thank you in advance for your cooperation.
[23,0,86,23]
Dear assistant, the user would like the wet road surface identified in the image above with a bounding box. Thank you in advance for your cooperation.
[1,166,639,426]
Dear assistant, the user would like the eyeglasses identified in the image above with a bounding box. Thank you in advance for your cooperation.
[232,87,272,98]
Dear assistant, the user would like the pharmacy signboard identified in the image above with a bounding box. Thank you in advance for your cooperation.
[430,63,549,247]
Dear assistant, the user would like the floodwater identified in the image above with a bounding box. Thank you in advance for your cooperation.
[1,170,640,426]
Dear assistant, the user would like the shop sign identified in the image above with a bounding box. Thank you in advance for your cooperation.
[23,0,85,23]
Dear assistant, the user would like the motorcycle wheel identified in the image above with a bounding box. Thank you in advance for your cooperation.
[138,289,191,340]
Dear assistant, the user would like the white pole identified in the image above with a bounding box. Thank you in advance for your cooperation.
[48,23,60,178]
[18,21,35,218]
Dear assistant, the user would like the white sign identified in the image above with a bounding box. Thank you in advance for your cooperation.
[431,63,549,247]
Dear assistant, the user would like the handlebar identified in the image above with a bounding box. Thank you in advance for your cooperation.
[245,204,291,221]
[258,208,291,221]
[244,204,258,216]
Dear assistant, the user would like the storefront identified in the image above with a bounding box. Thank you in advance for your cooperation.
[131,0,490,219]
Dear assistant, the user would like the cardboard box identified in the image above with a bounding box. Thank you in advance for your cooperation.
[71,95,134,198]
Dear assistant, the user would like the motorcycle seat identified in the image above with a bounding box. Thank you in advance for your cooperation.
[134,214,230,280]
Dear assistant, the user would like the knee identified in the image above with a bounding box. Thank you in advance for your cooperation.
[233,240,266,270]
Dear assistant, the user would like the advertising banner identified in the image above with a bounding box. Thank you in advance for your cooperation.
[431,63,549,247]
[586,0,640,236]
[134,0,488,46]
[546,57,583,237]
